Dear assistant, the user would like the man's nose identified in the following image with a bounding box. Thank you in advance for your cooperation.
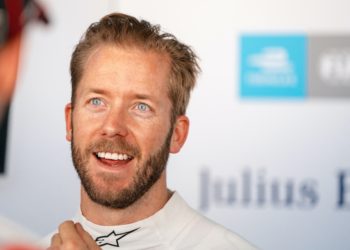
[100,105,128,138]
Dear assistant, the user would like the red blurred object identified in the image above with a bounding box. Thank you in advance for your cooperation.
[0,244,42,250]
[0,0,49,115]
[0,0,49,174]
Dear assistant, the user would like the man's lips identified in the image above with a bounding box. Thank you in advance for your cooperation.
[93,151,134,167]
[96,152,133,160]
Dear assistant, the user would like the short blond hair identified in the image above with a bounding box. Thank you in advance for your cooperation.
[70,13,200,122]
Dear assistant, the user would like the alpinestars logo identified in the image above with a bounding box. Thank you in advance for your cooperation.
[95,228,139,247]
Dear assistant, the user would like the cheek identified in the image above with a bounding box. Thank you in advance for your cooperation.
[135,120,171,153]
[72,111,102,140]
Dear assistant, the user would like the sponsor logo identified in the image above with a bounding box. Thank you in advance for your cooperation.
[308,36,350,97]
[199,168,350,211]
[319,50,350,83]
[95,228,139,248]
[240,34,350,98]
[240,35,306,98]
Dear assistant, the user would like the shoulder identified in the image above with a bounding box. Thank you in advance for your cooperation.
[168,193,257,250]
[185,211,257,249]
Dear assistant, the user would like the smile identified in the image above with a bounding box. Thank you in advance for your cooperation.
[96,152,133,161]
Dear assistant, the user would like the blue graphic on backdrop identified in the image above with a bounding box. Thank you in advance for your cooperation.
[240,35,307,98]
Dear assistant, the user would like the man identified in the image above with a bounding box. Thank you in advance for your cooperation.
[46,13,257,250]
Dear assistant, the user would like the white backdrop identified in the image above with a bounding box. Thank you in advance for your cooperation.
[1,1,350,250]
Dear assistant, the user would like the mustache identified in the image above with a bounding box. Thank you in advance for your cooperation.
[87,138,140,158]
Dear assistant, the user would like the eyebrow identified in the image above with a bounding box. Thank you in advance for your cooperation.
[86,88,109,95]
[134,94,153,100]
[86,88,156,102]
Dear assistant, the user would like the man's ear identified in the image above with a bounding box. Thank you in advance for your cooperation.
[65,103,73,142]
[170,115,189,154]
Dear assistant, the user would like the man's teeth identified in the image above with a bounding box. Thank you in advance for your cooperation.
[97,152,131,160]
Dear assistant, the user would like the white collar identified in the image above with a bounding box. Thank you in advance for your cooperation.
[75,192,196,249]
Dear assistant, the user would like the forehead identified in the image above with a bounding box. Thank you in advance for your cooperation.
[78,45,170,95]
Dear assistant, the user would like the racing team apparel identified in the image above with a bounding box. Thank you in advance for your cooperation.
[42,192,257,250]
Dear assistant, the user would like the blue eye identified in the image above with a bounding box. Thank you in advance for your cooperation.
[137,103,149,112]
[90,98,102,106]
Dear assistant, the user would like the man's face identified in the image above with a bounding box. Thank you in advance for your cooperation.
[65,45,188,208]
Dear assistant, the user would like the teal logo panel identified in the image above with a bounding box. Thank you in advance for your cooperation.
[240,35,307,98]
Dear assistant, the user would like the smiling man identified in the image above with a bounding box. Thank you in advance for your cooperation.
[45,13,256,250]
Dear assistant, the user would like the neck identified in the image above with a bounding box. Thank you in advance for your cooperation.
[80,172,171,226]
